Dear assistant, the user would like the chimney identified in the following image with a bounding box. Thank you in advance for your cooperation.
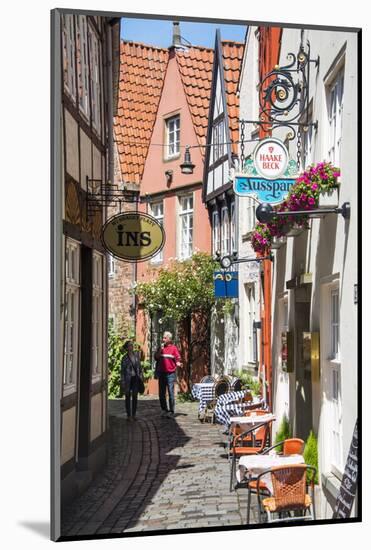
[172,21,181,47]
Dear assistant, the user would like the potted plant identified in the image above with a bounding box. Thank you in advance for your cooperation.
[251,222,272,254]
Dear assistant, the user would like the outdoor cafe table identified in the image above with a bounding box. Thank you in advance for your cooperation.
[236,453,305,493]
[191,382,215,413]
[214,396,265,427]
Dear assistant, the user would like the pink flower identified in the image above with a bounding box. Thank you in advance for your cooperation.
[312,183,318,190]
[308,197,315,206]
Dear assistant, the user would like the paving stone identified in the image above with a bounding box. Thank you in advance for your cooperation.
[61,397,258,536]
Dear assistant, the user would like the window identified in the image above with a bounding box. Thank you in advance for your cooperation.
[327,70,344,165]
[150,201,164,263]
[221,206,230,256]
[165,115,180,158]
[89,26,102,134]
[330,288,340,360]
[179,194,193,259]
[63,239,80,393]
[212,210,220,255]
[330,363,342,471]
[213,119,225,163]
[62,15,77,100]
[108,253,115,277]
[246,198,256,233]
[77,15,90,118]
[92,252,103,379]
[230,201,236,252]
[245,284,256,362]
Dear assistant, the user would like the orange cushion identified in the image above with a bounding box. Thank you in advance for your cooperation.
[262,494,312,512]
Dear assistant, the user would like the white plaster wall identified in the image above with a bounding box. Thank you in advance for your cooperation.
[273,28,358,517]
[237,26,261,372]
[80,128,92,191]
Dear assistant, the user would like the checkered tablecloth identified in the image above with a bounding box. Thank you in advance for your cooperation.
[191,383,215,413]
[214,397,265,427]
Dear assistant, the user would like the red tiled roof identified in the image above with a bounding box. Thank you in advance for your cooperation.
[221,41,245,156]
[115,39,244,184]
[176,46,214,153]
[114,41,169,185]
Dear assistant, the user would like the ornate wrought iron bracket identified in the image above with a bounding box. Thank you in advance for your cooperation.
[240,40,319,142]
[86,176,139,219]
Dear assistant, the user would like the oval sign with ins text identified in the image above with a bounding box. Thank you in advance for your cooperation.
[102,212,165,262]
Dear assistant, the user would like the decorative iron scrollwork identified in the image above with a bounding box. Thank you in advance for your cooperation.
[241,41,319,141]
[86,177,139,220]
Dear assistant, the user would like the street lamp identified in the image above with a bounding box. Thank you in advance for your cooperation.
[180,145,195,175]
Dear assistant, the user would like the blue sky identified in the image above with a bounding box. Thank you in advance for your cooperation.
[120,17,247,48]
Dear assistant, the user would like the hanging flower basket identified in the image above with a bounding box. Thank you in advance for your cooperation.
[318,186,339,209]
[271,236,287,249]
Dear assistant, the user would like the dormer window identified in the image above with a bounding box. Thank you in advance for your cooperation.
[213,118,225,163]
[165,114,180,159]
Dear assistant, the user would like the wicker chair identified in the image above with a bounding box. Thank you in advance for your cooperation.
[200,375,216,383]
[203,379,230,423]
[229,420,272,492]
[256,464,316,523]
[231,377,243,391]
[262,438,305,456]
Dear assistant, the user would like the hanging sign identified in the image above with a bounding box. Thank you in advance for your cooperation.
[234,137,298,205]
[101,212,165,262]
[214,271,239,298]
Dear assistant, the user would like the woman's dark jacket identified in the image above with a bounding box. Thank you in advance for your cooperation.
[120,352,142,392]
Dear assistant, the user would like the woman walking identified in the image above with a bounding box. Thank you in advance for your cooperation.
[120,340,143,421]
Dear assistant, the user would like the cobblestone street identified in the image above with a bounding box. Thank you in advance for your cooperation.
[61,397,258,537]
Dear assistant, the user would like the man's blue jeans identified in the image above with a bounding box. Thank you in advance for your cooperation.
[158,372,176,413]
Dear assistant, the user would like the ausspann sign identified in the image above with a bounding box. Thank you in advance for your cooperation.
[102,212,165,262]
[233,137,298,205]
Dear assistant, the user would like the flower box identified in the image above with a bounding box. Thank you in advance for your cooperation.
[271,236,287,249]
[286,224,305,237]
[318,187,339,209]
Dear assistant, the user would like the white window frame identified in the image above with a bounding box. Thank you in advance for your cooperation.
[246,198,256,233]
[150,201,164,263]
[245,283,256,363]
[178,194,193,260]
[330,287,340,361]
[213,118,225,163]
[91,252,103,381]
[221,206,230,256]
[212,210,220,255]
[62,14,77,100]
[63,239,80,395]
[77,15,90,119]
[165,115,180,159]
[326,68,344,166]
[89,24,102,134]
[108,253,115,277]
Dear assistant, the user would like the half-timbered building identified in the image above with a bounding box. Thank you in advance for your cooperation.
[59,12,120,504]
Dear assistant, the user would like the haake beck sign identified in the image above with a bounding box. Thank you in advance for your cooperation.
[102,212,165,262]
[234,137,297,205]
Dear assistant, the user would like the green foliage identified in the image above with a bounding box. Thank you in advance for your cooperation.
[274,414,292,453]
[134,252,218,322]
[108,319,152,398]
[221,299,235,316]
[108,319,125,398]
[303,430,319,484]
[233,370,261,396]
[176,392,195,403]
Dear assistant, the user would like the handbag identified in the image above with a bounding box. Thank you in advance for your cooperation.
[137,377,145,395]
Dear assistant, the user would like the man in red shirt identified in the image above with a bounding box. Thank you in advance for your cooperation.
[155,331,181,418]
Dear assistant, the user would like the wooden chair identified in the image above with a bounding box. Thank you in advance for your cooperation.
[256,464,316,523]
[203,379,229,423]
[229,420,272,492]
